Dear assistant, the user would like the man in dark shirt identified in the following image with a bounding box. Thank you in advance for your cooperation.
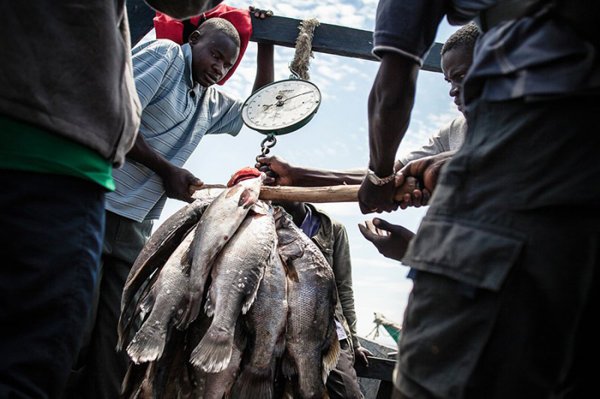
[0,1,224,398]
[358,1,600,398]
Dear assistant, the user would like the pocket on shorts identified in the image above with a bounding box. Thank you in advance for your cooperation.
[404,218,524,291]
[397,218,525,398]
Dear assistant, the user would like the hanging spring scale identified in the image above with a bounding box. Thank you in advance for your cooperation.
[248,17,321,163]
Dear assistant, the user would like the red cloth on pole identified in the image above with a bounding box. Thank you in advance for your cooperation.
[153,4,252,85]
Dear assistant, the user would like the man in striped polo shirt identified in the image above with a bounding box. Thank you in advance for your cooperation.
[66,15,274,399]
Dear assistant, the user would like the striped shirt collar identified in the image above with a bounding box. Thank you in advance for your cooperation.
[182,43,202,97]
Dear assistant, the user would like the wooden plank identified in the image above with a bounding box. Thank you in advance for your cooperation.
[354,356,395,382]
[126,5,443,73]
[251,15,442,73]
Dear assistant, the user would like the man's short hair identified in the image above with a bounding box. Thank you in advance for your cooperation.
[441,22,480,55]
[197,17,241,48]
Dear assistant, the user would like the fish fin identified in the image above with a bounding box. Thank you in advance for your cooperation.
[277,241,305,264]
[231,365,273,399]
[119,256,164,350]
[121,360,156,399]
[283,259,299,283]
[137,362,156,399]
[204,289,215,317]
[180,280,207,329]
[120,200,207,324]
[126,321,167,364]
[171,303,191,331]
[138,286,157,316]
[118,277,160,350]
[120,361,148,399]
[249,200,270,216]
[241,265,266,314]
[274,330,287,358]
[280,351,297,379]
[321,331,341,383]
[189,326,233,373]
[282,382,295,399]
[238,187,259,209]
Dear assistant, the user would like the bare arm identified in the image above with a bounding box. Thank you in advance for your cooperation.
[248,7,275,93]
[357,53,419,214]
[252,43,274,93]
[144,0,223,20]
[256,155,367,186]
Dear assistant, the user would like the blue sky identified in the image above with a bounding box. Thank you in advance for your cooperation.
[147,0,462,347]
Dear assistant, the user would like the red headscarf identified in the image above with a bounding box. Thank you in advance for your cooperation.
[153,4,252,85]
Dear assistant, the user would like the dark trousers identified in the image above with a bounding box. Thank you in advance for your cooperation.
[0,171,105,399]
[326,339,365,399]
[64,211,152,399]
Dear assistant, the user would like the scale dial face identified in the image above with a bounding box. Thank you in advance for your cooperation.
[241,79,321,134]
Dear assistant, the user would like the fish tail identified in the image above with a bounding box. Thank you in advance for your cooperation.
[231,365,273,399]
[126,322,166,364]
[179,287,203,329]
[189,326,233,373]
[322,332,341,383]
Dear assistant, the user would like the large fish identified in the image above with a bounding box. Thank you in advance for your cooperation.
[126,226,196,363]
[232,249,288,399]
[119,196,212,344]
[190,201,277,372]
[274,207,340,399]
[182,174,264,327]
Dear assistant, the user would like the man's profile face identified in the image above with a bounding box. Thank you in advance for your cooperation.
[441,46,473,115]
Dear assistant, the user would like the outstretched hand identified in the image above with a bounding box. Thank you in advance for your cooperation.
[358,218,415,261]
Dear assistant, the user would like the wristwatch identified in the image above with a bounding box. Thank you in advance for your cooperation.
[366,169,396,186]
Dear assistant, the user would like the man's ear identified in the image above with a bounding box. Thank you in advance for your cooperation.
[188,30,201,44]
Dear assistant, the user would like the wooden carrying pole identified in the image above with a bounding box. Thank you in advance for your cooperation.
[260,185,359,202]
[194,184,411,203]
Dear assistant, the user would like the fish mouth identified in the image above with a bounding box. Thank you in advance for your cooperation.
[227,167,263,187]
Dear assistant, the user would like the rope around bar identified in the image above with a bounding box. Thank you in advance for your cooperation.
[289,18,320,80]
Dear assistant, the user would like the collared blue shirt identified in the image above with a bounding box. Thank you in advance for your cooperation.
[106,40,244,222]
[372,0,600,108]
[299,204,322,239]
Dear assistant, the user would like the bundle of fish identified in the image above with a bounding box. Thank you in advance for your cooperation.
[118,168,341,399]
